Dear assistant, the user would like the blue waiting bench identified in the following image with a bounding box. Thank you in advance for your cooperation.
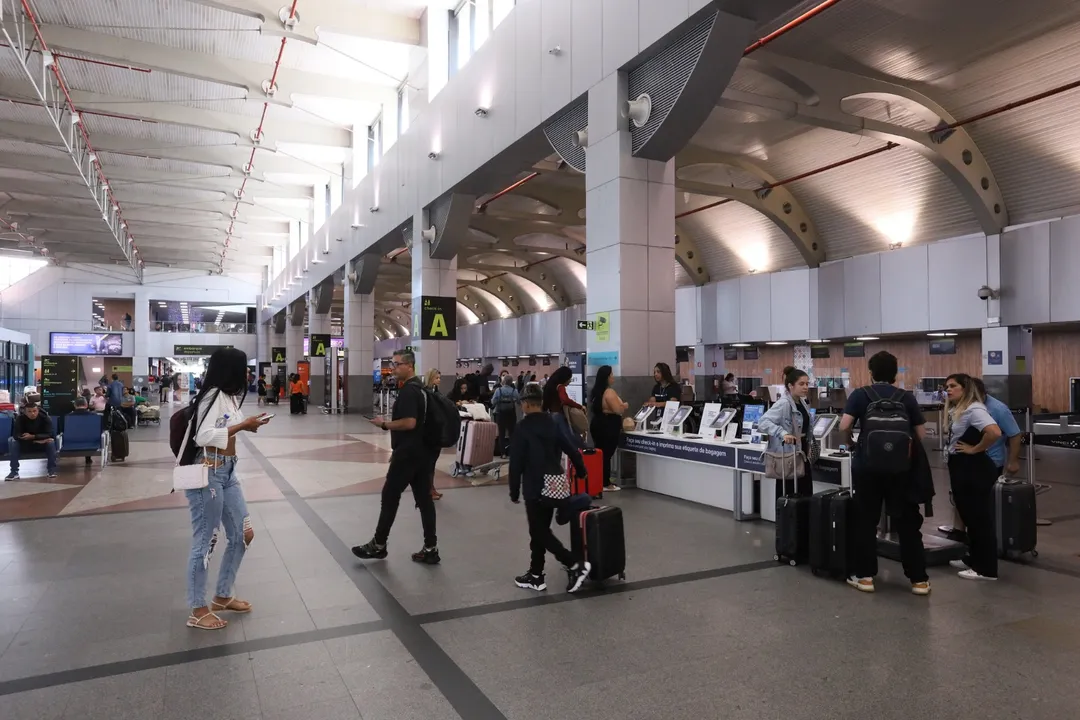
[0,412,109,469]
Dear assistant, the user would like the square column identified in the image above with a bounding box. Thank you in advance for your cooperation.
[307,291,333,405]
[285,300,304,394]
[411,223,458,393]
[344,288,375,414]
[585,72,676,405]
[270,329,285,400]
[981,326,1033,408]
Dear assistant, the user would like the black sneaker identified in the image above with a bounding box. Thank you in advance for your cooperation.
[514,571,547,591]
[47,471,58,479]
[4,471,18,481]
[411,546,441,565]
[351,539,388,560]
[566,561,592,593]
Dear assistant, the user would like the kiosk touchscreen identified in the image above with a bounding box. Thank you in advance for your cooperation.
[668,405,693,432]
[709,407,738,431]
[812,413,839,441]
[633,405,657,431]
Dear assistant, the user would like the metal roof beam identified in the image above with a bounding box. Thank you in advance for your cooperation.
[0,153,313,198]
[35,24,401,103]
[722,52,1008,234]
[184,0,422,45]
[0,118,330,176]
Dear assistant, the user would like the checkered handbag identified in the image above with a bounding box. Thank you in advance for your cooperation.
[541,472,571,501]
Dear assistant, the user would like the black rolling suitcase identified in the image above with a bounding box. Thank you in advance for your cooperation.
[775,474,810,566]
[809,489,853,577]
[995,479,1037,558]
[570,506,626,582]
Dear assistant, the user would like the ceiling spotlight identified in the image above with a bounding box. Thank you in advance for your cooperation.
[888,241,903,250]
[369,206,379,213]
[625,93,652,128]
[855,336,879,341]
[572,128,588,148]
[42,50,54,67]
[731,343,751,348]
[420,226,436,243]
[428,151,439,160]
[765,341,787,346]
[474,107,488,118]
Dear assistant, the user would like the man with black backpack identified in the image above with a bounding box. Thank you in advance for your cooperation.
[839,351,931,596]
[352,350,441,565]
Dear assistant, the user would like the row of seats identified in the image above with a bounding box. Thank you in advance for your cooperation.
[0,413,110,467]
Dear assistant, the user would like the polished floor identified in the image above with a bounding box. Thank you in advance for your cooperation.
[1,404,1079,719]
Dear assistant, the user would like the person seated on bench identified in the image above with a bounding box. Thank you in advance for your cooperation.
[7,402,57,480]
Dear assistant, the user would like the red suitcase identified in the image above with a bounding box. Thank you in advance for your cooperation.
[569,448,604,498]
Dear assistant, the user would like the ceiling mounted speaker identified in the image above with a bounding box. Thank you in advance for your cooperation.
[625,93,652,128]
[347,271,358,283]
[420,226,436,243]
[572,128,589,148]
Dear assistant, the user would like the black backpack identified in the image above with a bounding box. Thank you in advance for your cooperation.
[419,387,461,450]
[858,385,913,474]
[170,391,216,466]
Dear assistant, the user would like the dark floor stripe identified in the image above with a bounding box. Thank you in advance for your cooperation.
[241,435,510,720]
[413,560,778,626]
[0,619,386,697]
[1040,512,1080,524]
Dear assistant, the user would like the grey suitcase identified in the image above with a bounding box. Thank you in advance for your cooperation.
[995,479,1037,558]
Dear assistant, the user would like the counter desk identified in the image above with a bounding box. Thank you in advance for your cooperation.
[619,430,851,522]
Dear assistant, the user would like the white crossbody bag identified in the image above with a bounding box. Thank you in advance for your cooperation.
[173,404,209,491]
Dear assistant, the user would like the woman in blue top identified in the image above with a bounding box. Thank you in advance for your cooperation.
[490,375,521,457]
[758,366,814,498]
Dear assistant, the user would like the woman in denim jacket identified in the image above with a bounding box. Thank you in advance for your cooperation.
[758,366,814,497]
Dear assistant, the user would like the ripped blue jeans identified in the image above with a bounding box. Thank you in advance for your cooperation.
[185,457,250,609]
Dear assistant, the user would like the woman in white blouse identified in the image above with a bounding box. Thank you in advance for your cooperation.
[183,348,270,630]
[943,373,1002,582]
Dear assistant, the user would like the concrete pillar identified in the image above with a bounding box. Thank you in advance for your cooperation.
[585,72,676,406]
[411,219,458,393]
[981,326,1033,408]
[694,343,722,400]
[270,329,285,400]
[307,290,332,406]
[344,287,375,414]
[132,290,150,377]
[285,301,304,394]
[256,318,270,365]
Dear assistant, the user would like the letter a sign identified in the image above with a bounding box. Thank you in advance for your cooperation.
[420,296,457,341]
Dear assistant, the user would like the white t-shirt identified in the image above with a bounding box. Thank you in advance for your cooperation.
[945,402,995,455]
[194,391,246,449]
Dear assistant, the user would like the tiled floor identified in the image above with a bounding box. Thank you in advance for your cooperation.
[1,403,1079,719]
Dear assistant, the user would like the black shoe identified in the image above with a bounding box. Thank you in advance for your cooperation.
[514,571,547,591]
[351,539,388,560]
[566,561,591,593]
[4,471,18,481]
[411,546,441,564]
[85,457,92,466]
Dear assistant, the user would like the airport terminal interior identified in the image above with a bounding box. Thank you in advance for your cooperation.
[2,0,1080,718]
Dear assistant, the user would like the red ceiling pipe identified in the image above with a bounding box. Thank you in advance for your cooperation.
[476,171,540,213]
[17,0,145,267]
[743,0,844,56]
[942,78,1080,131]
[676,198,732,219]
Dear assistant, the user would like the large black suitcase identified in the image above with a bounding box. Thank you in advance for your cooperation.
[570,506,626,582]
[809,489,853,577]
[110,430,129,461]
[775,494,810,566]
[995,479,1037,558]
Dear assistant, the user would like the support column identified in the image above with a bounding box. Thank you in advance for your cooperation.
[585,72,676,406]
[981,326,1033,408]
[344,287,375,414]
[411,217,458,393]
[270,328,286,401]
[285,299,305,394]
[694,343,722,400]
[132,290,150,377]
[307,290,332,406]
[256,316,270,365]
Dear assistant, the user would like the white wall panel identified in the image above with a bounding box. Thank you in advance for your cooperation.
[714,279,741,344]
[541,310,563,352]
[927,235,988,331]
[639,0,689,51]
[699,282,718,345]
[513,0,544,138]
[541,0,574,119]
[571,0,602,97]
[739,274,771,343]
[601,0,638,77]
[842,254,882,337]
[675,286,699,346]
[880,245,929,333]
[1000,224,1051,326]
[817,261,845,340]
[769,269,810,341]
[1050,215,1080,322]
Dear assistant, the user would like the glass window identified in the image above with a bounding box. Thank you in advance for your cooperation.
[474,0,490,50]
[368,117,382,170]
[288,220,300,259]
[300,220,310,249]
[313,183,327,230]
[398,86,410,136]
[454,1,472,72]
[493,0,514,28]
[0,256,46,292]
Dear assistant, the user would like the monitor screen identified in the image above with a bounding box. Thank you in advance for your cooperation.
[812,414,838,438]
[49,332,123,356]
[808,407,817,420]
[670,406,693,426]
[742,404,764,427]
[633,406,655,423]
[709,407,738,429]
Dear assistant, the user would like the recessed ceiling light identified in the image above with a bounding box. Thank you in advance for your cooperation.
[927,332,946,337]
[806,339,827,344]
[855,336,879,341]
[765,341,787,346]
[731,343,751,348]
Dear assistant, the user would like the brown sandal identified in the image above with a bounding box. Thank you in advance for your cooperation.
[186,611,227,630]
[431,490,443,500]
[210,597,252,613]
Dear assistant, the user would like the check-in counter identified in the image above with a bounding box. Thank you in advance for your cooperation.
[619,431,852,522]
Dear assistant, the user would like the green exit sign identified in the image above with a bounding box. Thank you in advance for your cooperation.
[576,320,595,331]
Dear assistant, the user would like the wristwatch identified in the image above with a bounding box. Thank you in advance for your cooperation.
[380,420,388,431]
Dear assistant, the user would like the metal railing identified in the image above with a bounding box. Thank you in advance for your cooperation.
[150,322,254,334]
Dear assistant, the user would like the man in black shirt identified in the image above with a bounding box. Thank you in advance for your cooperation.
[7,403,57,480]
[839,351,929,595]
[352,350,440,564]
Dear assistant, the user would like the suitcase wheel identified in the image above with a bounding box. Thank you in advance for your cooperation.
[811,568,820,577]
[773,554,781,562]
[789,559,797,567]
[619,572,626,581]
[1031,549,1039,558]
[450,465,460,478]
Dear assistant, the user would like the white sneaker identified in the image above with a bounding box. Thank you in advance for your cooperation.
[958,569,997,581]
[949,559,970,570]
[846,576,875,593]
[604,484,621,492]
